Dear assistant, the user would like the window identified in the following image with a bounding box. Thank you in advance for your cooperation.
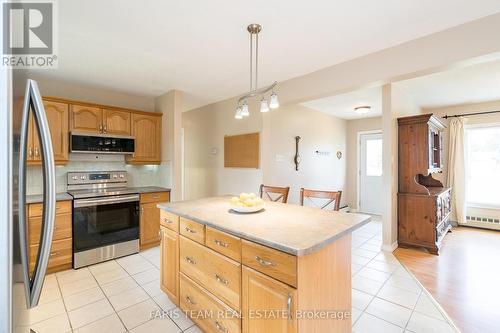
[466,125,500,207]
[366,138,383,176]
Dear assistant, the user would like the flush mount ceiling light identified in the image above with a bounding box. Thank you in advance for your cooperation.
[234,24,279,119]
[354,106,371,114]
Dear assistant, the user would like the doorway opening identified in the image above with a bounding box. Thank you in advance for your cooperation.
[358,130,383,215]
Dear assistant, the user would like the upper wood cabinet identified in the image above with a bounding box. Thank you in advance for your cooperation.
[44,101,69,163]
[27,100,69,165]
[103,109,131,135]
[127,113,162,164]
[70,104,102,133]
[70,105,133,136]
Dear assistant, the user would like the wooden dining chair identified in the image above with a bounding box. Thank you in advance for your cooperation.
[300,188,342,211]
[259,184,290,203]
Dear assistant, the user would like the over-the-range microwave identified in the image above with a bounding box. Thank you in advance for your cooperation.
[70,132,135,154]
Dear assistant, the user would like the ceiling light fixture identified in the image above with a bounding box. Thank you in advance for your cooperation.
[354,106,371,114]
[234,24,279,119]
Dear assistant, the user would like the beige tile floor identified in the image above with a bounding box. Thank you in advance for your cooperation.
[30,217,458,333]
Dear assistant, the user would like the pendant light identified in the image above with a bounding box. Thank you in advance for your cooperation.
[234,24,279,119]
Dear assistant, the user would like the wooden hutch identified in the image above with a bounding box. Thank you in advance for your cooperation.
[397,114,452,254]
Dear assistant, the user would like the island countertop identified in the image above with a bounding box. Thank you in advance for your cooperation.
[157,196,371,256]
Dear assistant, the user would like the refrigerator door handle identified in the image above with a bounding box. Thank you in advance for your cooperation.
[18,79,56,308]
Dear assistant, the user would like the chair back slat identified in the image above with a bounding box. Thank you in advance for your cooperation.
[260,184,290,203]
[300,188,342,211]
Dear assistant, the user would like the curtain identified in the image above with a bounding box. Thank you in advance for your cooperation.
[447,117,467,225]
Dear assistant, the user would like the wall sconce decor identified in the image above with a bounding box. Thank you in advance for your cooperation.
[294,136,301,171]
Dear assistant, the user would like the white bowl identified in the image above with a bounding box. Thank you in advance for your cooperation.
[230,204,265,214]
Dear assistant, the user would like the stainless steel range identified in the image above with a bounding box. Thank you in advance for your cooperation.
[67,171,140,268]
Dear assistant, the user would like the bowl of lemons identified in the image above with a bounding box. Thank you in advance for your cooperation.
[229,193,265,213]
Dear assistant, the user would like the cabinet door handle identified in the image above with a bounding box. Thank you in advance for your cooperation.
[99,124,103,133]
[34,147,39,157]
[141,206,144,214]
[163,218,172,224]
[287,294,292,320]
[28,147,33,158]
[255,256,275,267]
[103,124,107,133]
[185,296,196,305]
[214,239,229,248]
[215,274,229,285]
[50,251,59,257]
[185,256,196,265]
[215,321,227,333]
[158,230,162,240]
[185,227,197,234]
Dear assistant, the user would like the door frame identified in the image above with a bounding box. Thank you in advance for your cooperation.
[357,129,383,213]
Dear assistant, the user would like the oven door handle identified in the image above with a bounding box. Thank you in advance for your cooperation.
[74,194,140,208]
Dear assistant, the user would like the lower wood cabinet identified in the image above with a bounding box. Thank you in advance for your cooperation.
[28,200,72,274]
[242,266,297,333]
[180,272,241,333]
[160,226,179,306]
[140,191,170,250]
[159,210,351,332]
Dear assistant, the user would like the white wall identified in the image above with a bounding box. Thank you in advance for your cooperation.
[262,104,346,205]
[155,90,183,200]
[183,103,348,204]
[381,85,422,251]
[345,117,383,210]
[30,75,155,111]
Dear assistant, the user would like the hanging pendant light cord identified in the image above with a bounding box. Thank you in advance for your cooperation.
[249,32,253,93]
[255,32,258,91]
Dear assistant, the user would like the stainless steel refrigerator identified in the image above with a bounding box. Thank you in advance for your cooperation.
[1,68,57,332]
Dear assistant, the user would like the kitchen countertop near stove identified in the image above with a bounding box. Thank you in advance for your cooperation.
[129,186,171,194]
[26,192,74,204]
[26,186,171,204]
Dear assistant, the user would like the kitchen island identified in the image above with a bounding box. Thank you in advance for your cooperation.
[157,196,370,333]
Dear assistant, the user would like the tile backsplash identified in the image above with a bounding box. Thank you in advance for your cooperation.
[26,153,171,194]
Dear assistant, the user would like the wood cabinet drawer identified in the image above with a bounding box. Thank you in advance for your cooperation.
[205,227,241,262]
[29,238,72,272]
[28,200,72,218]
[180,236,241,310]
[29,213,72,245]
[242,240,297,287]
[140,191,169,204]
[180,273,241,333]
[180,217,205,244]
[160,210,179,233]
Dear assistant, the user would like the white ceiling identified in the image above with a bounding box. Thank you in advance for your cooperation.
[301,86,382,120]
[395,58,500,109]
[34,0,500,110]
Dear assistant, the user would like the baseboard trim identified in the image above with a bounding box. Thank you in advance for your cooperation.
[382,241,398,253]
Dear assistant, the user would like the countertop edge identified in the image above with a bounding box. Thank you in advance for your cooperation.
[157,203,372,256]
[26,186,171,204]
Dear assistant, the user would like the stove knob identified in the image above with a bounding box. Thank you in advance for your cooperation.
[72,176,78,180]
[119,174,124,178]
[113,175,118,179]
[80,175,86,180]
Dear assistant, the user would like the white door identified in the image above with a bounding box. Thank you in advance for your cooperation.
[359,132,383,214]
